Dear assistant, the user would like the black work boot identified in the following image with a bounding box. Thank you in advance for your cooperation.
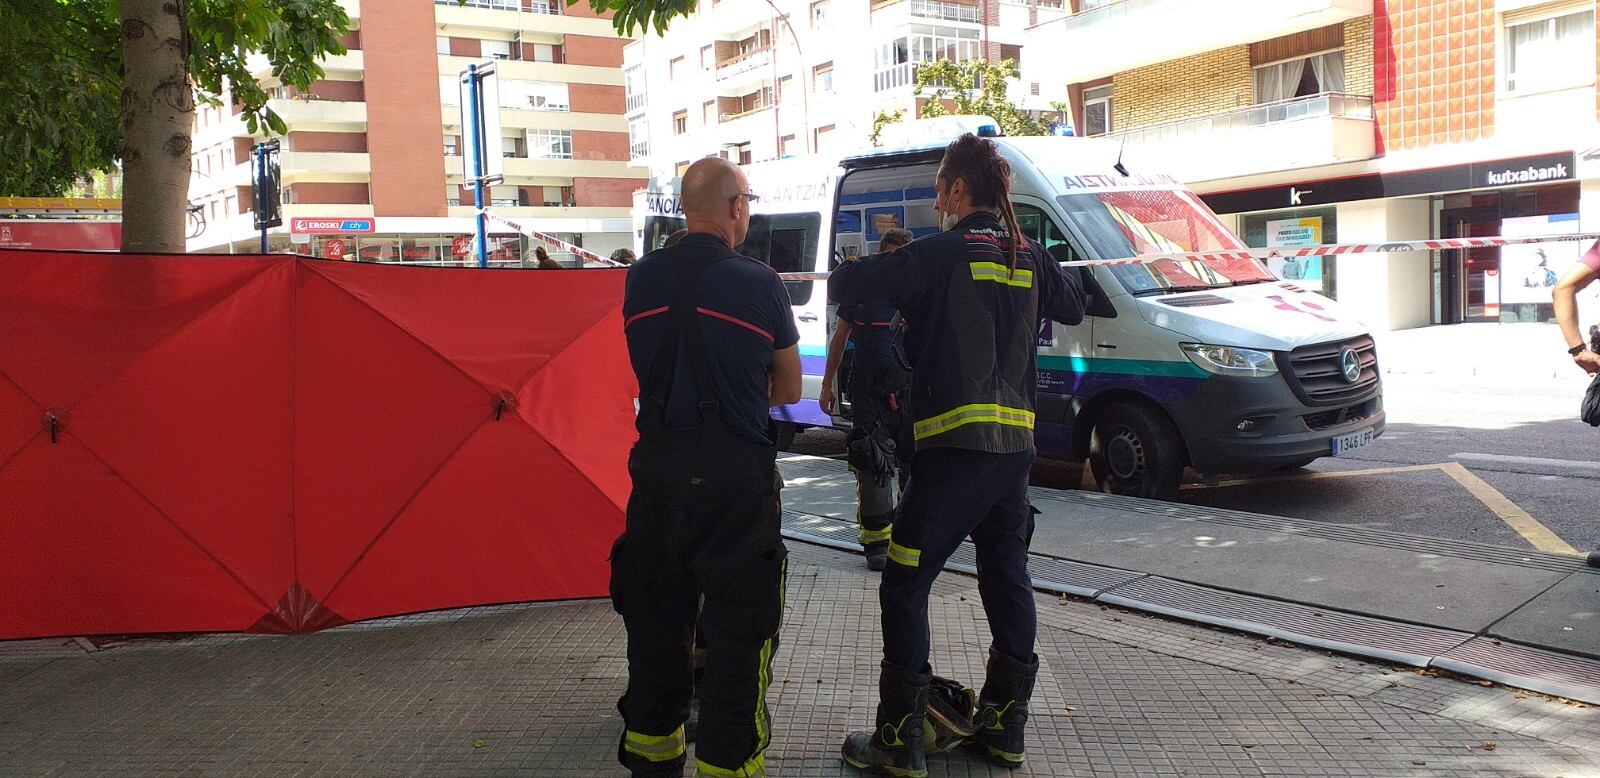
[859,511,894,573]
[864,541,889,571]
[972,648,1039,769]
[842,662,931,777]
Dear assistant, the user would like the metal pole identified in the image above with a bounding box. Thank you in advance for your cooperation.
[467,63,489,269]
[256,144,268,253]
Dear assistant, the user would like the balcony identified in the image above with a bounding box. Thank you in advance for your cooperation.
[626,92,647,115]
[435,0,561,12]
[719,103,774,123]
[716,47,772,87]
[1022,0,1371,84]
[873,61,976,94]
[265,98,367,132]
[278,151,373,185]
[874,62,919,94]
[912,0,979,23]
[1114,93,1376,184]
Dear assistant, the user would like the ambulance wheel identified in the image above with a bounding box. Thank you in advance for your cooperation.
[774,421,798,451]
[1089,403,1183,500]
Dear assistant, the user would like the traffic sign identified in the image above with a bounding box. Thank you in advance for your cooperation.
[289,217,375,235]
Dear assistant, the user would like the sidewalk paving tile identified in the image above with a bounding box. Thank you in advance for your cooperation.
[0,542,1596,777]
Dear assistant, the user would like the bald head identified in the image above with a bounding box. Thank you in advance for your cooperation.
[682,157,751,247]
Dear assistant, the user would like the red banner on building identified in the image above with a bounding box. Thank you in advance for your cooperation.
[0,250,636,639]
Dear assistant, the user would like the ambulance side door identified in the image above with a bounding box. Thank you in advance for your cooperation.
[1013,197,1101,457]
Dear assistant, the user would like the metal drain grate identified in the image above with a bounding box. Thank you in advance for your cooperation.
[1433,637,1600,705]
[1033,490,1589,574]
[780,511,862,553]
[1097,577,1475,667]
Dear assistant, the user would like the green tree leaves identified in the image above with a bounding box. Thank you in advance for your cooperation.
[0,0,349,196]
[914,58,1062,137]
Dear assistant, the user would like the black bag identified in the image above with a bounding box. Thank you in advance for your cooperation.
[1585,326,1600,428]
[1583,373,1600,427]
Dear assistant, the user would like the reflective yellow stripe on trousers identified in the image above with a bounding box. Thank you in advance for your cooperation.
[624,725,686,762]
[913,403,1036,442]
[969,261,1034,289]
[696,754,766,777]
[887,541,921,568]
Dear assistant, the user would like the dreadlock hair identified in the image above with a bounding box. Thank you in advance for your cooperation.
[939,133,1024,271]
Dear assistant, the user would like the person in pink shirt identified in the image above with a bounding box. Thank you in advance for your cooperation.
[1555,240,1600,375]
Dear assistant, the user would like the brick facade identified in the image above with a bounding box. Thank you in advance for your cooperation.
[288,183,371,204]
[564,34,626,68]
[573,177,639,207]
[572,130,631,162]
[1373,0,1495,152]
[1345,16,1375,99]
[1113,46,1253,131]
[286,132,369,153]
[570,83,625,114]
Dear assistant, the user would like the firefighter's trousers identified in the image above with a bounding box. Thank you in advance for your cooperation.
[612,477,787,777]
[880,448,1036,672]
[846,379,911,545]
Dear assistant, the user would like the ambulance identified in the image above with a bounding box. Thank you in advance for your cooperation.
[634,118,1384,498]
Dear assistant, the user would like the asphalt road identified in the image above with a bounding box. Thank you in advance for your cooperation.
[789,371,1600,555]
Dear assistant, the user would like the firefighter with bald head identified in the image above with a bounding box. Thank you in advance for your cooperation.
[613,157,801,778]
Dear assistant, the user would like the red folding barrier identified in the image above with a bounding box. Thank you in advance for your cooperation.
[0,250,636,639]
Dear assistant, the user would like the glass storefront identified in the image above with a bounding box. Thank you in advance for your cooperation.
[255,232,592,268]
[1433,182,1580,324]
[1239,206,1339,299]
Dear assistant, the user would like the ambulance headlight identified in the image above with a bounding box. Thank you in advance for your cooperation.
[1180,343,1279,378]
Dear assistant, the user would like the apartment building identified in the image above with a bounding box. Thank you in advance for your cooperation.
[622,0,1069,178]
[1026,0,1600,330]
[186,0,645,263]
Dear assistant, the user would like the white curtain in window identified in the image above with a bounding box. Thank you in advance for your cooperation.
[1309,51,1345,93]
[1509,16,1554,84]
[1254,58,1306,103]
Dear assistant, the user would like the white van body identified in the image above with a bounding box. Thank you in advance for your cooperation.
[634,159,837,443]
[633,130,1384,494]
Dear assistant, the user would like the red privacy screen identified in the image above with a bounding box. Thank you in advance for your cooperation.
[0,251,636,639]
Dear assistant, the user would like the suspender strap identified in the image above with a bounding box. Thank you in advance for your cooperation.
[638,243,735,425]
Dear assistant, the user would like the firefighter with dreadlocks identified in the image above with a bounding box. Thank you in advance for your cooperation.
[821,227,917,571]
[831,134,1086,776]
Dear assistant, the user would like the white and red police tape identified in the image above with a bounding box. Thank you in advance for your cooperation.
[771,233,1600,282]
[482,210,626,267]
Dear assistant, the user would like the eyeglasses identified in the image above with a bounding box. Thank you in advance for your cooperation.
[730,190,762,204]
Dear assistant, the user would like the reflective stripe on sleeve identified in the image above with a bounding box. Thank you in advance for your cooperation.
[913,403,1036,442]
[969,261,1034,289]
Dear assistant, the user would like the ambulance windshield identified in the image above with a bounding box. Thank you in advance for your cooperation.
[1055,189,1274,295]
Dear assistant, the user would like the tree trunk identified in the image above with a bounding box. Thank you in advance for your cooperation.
[119,0,193,253]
